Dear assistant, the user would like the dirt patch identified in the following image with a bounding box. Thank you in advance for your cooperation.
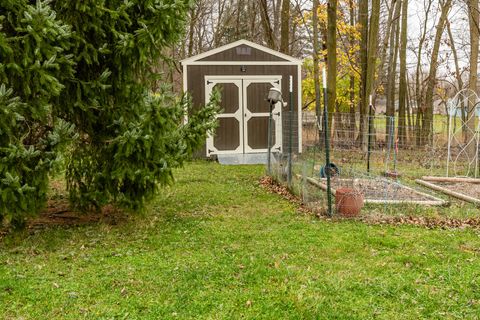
[0,200,128,241]
[434,182,480,200]
[26,178,128,232]
[28,200,127,231]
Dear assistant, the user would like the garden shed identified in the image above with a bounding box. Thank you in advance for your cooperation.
[181,39,303,160]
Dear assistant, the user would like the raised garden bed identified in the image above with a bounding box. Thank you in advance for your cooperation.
[305,176,447,206]
[416,176,480,206]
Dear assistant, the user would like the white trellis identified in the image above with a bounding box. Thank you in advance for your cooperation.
[446,89,480,178]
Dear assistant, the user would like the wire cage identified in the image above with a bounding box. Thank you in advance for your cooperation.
[446,89,480,178]
[267,110,449,216]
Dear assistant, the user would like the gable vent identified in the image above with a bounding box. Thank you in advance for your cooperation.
[236,46,252,55]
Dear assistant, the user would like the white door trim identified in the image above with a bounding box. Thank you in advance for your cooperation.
[206,75,283,81]
[205,75,283,157]
[242,78,282,154]
[205,79,243,156]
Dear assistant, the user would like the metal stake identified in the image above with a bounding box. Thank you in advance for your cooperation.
[323,68,333,216]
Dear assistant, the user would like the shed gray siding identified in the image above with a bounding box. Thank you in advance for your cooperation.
[198,46,289,62]
[187,64,300,156]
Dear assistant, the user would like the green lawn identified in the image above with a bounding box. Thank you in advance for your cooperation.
[1,162,480,319]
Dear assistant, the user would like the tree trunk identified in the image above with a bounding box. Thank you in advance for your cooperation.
[365,0,381,105]
[358,0,369,144]
[187,6,197,56]
[327,0,338,130]
[398,0,408,146]
[446,21,464,93]
[415,0,433,146]
[446,19,466,136]
[280,0,290,54]
[235,0,243,38]
[374,0,397,103]
[313,0,322,143]
[467,0,479,156]
[423,0,452,145]
[406,74,413,137]
[385,0,401,145]
[349,0,356,139]
[259,0,276,49]
[364,0,381,149]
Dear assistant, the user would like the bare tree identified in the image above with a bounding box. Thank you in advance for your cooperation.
[313,0,322,136]
[348,0,356,136]
[398,0,408,145]
[385,0,401,142]
[280,0,290,53]
[327,0,338,121]
[467,0,479,152]
[259,0,277,48]
[422,0,453,145]
[374,0,397,100]
[358,0,369,140]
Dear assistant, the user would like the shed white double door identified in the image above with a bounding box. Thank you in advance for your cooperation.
[205,76,282,157]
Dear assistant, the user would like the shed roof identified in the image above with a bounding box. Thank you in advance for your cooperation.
[181,39,302,65]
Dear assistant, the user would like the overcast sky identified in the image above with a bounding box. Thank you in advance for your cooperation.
[406,0,471,78]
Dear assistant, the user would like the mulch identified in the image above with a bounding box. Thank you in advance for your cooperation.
[0,200,127,241]
[259,175,480,230]
[28,200,127,230]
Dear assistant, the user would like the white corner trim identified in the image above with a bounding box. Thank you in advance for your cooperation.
[297,64,303,153]
[180,39,302,64]
[182,63,188,124]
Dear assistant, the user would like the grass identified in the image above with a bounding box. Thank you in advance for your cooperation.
[1,161,480,319]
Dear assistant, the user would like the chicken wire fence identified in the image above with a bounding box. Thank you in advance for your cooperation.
[266,111,455,215]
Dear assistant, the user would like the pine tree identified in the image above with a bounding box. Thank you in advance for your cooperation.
[0,0,219,226]
[0,0,76,226]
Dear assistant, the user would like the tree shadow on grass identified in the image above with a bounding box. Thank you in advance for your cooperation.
[0,199,130,247]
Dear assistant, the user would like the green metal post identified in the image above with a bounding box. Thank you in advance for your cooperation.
[323,68,333,216]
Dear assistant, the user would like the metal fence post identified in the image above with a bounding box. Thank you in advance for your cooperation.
[323,68,333,216]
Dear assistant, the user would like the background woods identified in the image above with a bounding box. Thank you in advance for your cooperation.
[174,0,480,147]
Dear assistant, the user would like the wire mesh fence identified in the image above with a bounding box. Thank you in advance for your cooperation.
[267,110,459,216]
